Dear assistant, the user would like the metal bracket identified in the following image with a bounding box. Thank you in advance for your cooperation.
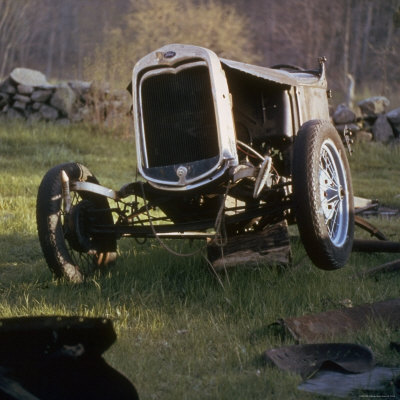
[60,170,71,213]
[253,157,272,198]
[70,181,120,201]
[343,125,353,156]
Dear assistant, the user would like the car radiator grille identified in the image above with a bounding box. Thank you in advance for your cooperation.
[141,65,219,168]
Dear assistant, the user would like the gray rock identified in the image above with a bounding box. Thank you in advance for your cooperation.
[50,83,77,116]
[0,77,16,94]
[7,108,24,120]
[13,94,31,103]
[358,96,390,117]
[0,92,9,108]
[31,89,53,103]
[40,104,59,120]
[354,130,373,142]
[32,102,42,111]
[68,80,92,98]
[13,101,27,111]
[71,105,90,122]
[333,103,356,124]
[56,118,71,126]
[10,67,53,88]
[17,84,34,95]
[386,107,400,137]
[27,112,44,124]
[372,115,394,142]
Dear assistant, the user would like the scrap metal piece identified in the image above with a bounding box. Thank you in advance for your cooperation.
[264,343,374,379]
[354,215,388,241]
[298,366,400,398]
[353,239,400,253]
[360,259,400,278]
[354,196,376,210]
[281,298,400,342]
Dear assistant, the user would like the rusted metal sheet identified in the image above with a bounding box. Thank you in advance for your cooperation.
[264,343,374,379]
[281,298,400,342]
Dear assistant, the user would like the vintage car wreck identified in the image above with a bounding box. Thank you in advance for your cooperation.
[36,44,354,282]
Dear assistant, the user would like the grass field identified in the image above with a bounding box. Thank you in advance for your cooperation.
[1,120,400,399]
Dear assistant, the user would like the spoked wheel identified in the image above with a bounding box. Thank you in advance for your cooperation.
[36,163,117,282]
[292,120,354,270]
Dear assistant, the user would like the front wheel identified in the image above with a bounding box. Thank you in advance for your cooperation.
[36,163,117,282]
[292,120,354,270]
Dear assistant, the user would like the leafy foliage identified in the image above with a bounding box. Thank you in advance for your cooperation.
[84,0,260,88]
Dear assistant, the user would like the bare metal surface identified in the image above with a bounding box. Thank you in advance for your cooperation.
[264,343,374,379]
[220,57,327,88]
[282,298,400,342]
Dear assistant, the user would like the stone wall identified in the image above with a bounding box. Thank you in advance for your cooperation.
[1,67,399,143]
[0,67,131,126]
[332,97,400,143]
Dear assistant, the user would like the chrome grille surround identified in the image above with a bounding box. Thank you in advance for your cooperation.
[132,44,238,190]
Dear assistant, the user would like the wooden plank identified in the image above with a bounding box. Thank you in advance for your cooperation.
[207,220,291,271]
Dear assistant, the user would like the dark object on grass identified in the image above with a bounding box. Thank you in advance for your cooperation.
[352,239,400,253]
[280,298,400,342]
[264,343,374,379]
[0,316,139,400]
[298,366,400,398]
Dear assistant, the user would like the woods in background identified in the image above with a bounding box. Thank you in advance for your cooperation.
[0,0,399,102]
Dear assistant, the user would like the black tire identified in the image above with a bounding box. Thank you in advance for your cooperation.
[36,163,117,282]
[292,120,354,270]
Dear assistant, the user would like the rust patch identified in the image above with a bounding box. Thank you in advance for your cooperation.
[281,298,400,342]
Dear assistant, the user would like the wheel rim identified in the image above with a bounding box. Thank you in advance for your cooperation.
[319,139,349,247]
[61,191,98,276]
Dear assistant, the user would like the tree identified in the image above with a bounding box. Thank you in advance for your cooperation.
[0,1,33,76]
[84,0,260,88]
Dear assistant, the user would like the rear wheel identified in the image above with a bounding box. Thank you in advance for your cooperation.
[36,163,117,282]
[292,120,354,270]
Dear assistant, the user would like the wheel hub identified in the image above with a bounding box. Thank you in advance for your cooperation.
[65,200,95,253]
[319,139,349,247]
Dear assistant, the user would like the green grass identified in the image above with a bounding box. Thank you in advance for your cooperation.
[1,120,400,399]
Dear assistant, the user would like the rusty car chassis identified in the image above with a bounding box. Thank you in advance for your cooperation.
[36,44,355,282]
